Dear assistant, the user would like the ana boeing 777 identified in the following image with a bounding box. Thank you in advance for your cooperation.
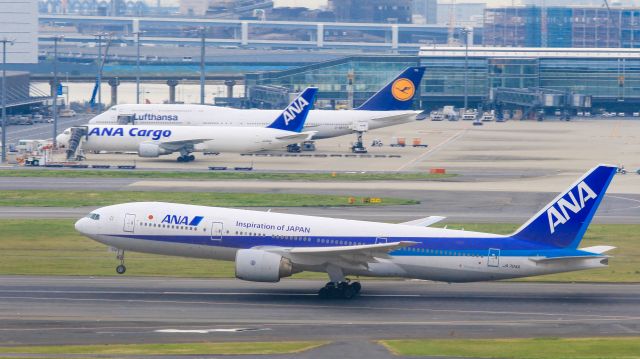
[75,165,617,298]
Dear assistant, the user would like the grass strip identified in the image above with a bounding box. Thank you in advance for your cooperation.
[0,169,456,181]
[379,337,640,358]
[0,341,327,355]
[0,220,637,281]
[0,190,417,207]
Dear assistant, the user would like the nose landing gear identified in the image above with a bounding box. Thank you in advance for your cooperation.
[115,249,126,274]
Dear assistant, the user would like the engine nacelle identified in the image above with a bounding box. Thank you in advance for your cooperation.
[235,249,293,282]
[138,142,171,158]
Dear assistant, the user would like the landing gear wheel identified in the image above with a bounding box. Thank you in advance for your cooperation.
[177,156,185,162]
[318,287,330,299]
[116,264,126,274]
[342,285,356,299]
[317,281,360,299]
[351,281,361,294]
[188,155,195,161]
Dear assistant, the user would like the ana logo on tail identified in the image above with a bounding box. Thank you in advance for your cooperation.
[547,181,597,234]
[283,96,310,126]
[391,78,416,101]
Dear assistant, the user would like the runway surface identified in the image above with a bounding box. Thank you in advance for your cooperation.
[1,276,639,348]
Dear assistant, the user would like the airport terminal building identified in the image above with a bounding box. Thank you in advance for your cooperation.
[245,47,640,112]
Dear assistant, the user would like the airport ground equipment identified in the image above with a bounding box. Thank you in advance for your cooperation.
[64,126,88,161]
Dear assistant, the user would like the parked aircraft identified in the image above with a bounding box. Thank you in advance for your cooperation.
[75,165,617,298]
[88,67,426,139]
[57,88,317,162]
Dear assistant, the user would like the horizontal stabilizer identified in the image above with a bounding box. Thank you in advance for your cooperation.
[401,216,446,227]
[579,245,616,254]
[276,131,316,141]
[529,255,607,263]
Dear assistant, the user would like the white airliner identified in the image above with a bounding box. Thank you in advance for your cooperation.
[57,88,318,162]
[76,165,617,299]
[88,67,426,139]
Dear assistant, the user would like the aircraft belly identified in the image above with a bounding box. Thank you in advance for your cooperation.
[93,234,236,261]
[385,256,540,282]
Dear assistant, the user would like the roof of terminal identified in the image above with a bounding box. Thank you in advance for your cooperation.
[419,47,640,59]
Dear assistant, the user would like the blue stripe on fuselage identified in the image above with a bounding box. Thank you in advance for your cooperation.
[103,233,598,258]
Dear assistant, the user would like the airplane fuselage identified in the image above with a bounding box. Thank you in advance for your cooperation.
[59,124,311,154]
[76,202,608,283]
[89,104,419,139]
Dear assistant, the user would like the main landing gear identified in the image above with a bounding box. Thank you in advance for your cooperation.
[177,148,196,162]
[177,154,195,162]
[115,249,126,274]
[318,280,362,299]
[318,265,360,299]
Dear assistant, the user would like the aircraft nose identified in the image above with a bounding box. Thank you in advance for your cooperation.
[55,134,67,147]
[75,217,93,236]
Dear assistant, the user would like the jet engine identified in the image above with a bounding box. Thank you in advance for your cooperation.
[235,249,293,282]
[138,142,171,157]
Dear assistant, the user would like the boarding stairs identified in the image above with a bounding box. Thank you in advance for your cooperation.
[66,126,88,161]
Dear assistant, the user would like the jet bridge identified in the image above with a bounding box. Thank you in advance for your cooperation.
[489,88,591,120]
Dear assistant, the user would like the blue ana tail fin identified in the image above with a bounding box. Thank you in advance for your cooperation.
[355,66,425,111]
[512,165,617,249]
[266,87,317,133]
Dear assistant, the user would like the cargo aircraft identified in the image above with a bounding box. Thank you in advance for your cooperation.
[75,165,617,299]
[88,67,426,140]
[57,88,317,162]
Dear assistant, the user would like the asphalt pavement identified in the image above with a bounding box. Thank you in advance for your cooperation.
[0,276,638,358]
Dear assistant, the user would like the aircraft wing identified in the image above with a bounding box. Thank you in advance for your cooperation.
[157,139,211,151]
[263,241,418,271]
[400,216,446,227]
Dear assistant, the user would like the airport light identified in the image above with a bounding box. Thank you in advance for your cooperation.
[94,33,108,112]
[1,38,14,164]
[52,35,64,149]
[199,27,206,105]
[134,31,143,104]
[461,27,471,112]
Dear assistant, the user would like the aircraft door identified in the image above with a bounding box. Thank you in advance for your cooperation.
[123,214,136,232]
[487,248,500,267]
[210,222,223,241]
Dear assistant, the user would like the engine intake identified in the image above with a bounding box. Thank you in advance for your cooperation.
[235,249,293,282]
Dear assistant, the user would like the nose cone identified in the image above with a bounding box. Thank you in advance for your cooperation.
[75,217,93,236]
[56,133,68,147]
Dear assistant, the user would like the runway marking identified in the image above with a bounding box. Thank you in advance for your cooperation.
[0,295,637,321]
[396,129,467,171]
[606,195,640,210]
[154,328,269,333]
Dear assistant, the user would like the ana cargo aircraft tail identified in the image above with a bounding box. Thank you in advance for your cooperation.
[76,165,617,299]
[267,87,317,132]
[355,66,426,111]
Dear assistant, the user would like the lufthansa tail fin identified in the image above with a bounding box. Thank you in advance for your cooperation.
[512,165,617,249]
[267,87,318,133]
[355,66,425,111]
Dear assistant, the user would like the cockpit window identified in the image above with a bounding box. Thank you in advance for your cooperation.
[86,213,100,220]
